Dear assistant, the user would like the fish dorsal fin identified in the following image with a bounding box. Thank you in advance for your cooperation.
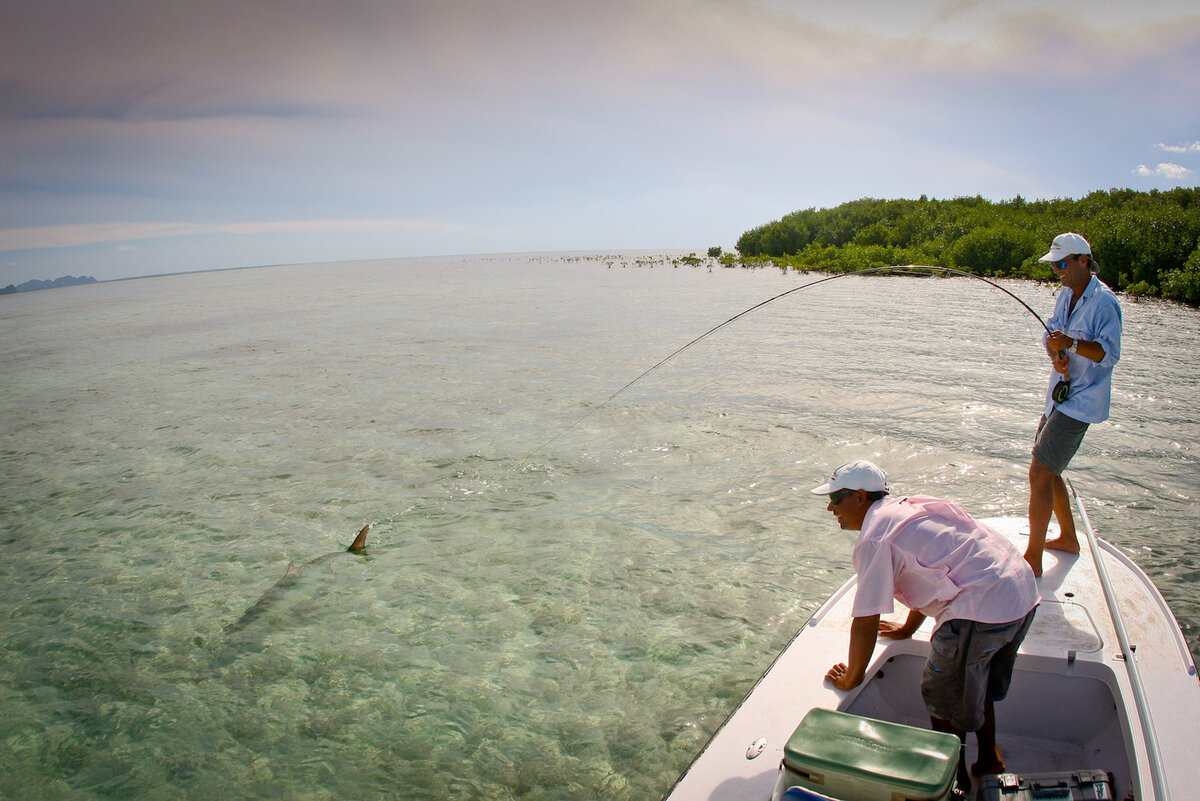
[347,524,370,554]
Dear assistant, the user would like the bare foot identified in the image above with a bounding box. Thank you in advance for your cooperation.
[1023,552,1043,578]
[1045,537,1080,554]
[971,757,1006,777]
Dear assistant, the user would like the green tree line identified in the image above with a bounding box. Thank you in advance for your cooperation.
[733,188,1200,306]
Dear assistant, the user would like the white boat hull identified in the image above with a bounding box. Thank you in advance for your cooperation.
[663,510,1200,801]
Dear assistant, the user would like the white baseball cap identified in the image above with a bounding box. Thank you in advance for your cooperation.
[1039,232,1092,263]
[811,460,889,495]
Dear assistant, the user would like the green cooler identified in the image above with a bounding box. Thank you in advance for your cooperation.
[781,708,960,801]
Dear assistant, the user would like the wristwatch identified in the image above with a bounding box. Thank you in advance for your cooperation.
[1068,338,1080,354]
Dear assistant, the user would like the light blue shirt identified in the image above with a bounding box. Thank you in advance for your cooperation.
[1043,275,1122,423]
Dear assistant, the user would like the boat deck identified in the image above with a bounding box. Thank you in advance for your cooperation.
[663,518,1200,801]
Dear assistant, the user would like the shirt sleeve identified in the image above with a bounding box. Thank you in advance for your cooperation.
[1088,294,1122,368]
[851,537,897,618]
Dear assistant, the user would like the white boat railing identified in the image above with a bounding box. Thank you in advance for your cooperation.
[1067,478,1170,801]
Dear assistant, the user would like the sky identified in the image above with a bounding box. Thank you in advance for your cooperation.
[2,0,1199,286]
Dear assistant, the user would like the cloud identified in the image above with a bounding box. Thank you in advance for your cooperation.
[1156,141,1200,153]
[0,219,463,253]
[1133,163,1194,180]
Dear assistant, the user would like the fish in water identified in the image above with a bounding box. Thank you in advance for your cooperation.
[223,524,373,634]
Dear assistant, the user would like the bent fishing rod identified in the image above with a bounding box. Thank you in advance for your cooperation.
[521,265,1051,462]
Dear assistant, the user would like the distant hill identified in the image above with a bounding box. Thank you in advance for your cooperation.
[1,275,99,295]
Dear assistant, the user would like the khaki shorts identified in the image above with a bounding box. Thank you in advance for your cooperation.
[920,607,1038,732]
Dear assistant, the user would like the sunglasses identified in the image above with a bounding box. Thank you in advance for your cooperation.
[828,489,857,505]
[1052,257,1074,270]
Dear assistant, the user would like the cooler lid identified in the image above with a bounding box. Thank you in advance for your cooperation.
[784,708,960,796]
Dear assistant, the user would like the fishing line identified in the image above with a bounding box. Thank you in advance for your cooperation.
[521,265,1051,462]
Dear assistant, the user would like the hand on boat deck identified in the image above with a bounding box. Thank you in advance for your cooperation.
[877,620,916,640]
[878,610,925,640]
[824,662,863,691]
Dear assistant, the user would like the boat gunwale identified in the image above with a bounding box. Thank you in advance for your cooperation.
[1069,478,1171,801]
[1091,536,1197,675]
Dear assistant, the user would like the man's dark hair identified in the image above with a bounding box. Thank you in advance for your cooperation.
[865,490,889,503]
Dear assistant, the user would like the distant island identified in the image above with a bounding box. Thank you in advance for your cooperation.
[1,275,99,295]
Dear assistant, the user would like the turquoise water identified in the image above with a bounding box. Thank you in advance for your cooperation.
[2,254,1197,800]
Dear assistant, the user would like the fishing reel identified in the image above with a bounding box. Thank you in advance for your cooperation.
[1052,379,1071,403]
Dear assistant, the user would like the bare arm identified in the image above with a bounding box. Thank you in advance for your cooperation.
[879,610,926,639]
[1047,330,1106,363]
[825,614,881,690]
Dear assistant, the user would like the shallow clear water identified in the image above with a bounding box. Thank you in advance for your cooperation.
[2,253,1197,800]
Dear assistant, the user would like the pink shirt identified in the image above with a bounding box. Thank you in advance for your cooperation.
[852,496,1039,625]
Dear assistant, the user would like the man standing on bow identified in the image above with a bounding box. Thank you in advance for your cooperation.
[815,460,1039,784]
[1026,233,1122,577]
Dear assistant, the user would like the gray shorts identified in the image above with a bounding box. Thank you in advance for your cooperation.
[1032,410,1089,476]
[921,607,1037,732]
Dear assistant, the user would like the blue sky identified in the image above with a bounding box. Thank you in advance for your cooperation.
[2,0,1198,286]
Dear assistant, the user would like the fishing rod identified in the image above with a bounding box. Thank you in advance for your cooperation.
[521,265,1052,462]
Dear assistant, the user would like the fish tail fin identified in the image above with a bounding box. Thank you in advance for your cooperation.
[348,524,370,554]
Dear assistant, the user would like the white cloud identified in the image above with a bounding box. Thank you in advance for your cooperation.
[1156,141,1200,153]
[1133,163,1194,180]
[1157,163,1194,179]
